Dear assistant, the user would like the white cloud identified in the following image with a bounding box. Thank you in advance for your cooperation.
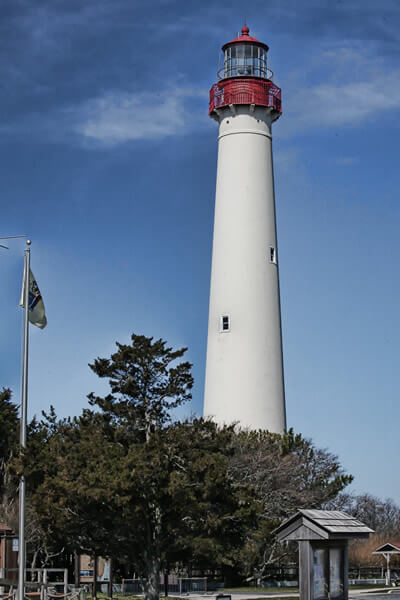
[0,86,210,147]
[279,45,400,136]
[303,75,400,125]
[76,88,208,146]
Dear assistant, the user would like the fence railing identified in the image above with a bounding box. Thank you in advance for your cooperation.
[209,78,282,116]
[0,569,87,600]
[121,577,223,595]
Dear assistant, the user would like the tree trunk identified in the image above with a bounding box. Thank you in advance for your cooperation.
[163,572,168,597]
[142,558,160,600]
[30,549,39,581]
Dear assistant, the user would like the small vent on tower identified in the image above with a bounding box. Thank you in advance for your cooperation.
[270,247,277,264]
[220,315,230,332]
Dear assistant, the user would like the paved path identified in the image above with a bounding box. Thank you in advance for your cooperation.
[186,595,297,600]
[185,589,400,600]
[350,592,400,600]
[229,593,298,598]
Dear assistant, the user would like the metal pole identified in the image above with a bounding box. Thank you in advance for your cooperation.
[43,569,47,600]
[18,241,31,600]
[40,570,44,600]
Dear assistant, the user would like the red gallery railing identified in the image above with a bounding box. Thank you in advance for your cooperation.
[209,78,282,116]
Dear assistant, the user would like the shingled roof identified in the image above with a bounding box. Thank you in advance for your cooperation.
[275,509,374,541]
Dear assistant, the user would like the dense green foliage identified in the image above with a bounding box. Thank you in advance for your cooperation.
[18,335,256,600]
[5,332,355,599]
[87,334,194,442]
[0,387,19,495]
[23,415,256,586]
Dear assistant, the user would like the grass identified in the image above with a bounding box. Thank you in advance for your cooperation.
[88,583,398,600]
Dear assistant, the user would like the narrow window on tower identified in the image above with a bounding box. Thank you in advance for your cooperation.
[220,315,230,332]
[270,247,277,264]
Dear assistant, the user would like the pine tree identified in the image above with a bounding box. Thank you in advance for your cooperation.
[0,388,19,495]
[21,334,255,600]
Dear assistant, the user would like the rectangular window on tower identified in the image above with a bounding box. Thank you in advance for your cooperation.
[270,247,277,264]
[220,315,230,332]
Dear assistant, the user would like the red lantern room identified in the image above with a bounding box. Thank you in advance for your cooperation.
[209,25,282,119]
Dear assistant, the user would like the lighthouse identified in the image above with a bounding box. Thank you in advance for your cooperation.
[203,26,286,433]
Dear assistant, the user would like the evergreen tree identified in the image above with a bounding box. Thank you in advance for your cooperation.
[18,334,354,594]
[21,335,255,600]
[0,387,19,495]
[87,333,194,441]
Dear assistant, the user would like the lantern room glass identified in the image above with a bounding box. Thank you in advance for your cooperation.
[223,44,267,78]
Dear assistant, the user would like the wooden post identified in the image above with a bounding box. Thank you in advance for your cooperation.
[385,553,391,586]
[74,553,80,589]
[299,541,312,600]
[107,560,113,599]
[0,535,8,597]
[93,556,97,600]
[1,535,5,597]
[64,568,68,598]
[343,541,349,600]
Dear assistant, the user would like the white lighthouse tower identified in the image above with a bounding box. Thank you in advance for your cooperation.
[203,25,286,433]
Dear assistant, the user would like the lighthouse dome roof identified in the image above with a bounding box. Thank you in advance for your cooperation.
[222,25,269,52]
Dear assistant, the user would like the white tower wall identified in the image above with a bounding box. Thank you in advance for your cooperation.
[203,105,286,433]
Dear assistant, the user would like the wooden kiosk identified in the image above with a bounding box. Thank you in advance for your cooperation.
[275,510,373,600]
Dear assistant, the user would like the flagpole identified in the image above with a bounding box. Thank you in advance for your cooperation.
[18,240,31,600]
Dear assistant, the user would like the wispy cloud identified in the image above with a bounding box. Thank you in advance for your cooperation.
[280,45,400,136]
[300,75,400,125]
[76,88,207,146]
[0,87,209,147]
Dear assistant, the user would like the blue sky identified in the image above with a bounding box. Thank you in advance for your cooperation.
[2,0,400,502]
